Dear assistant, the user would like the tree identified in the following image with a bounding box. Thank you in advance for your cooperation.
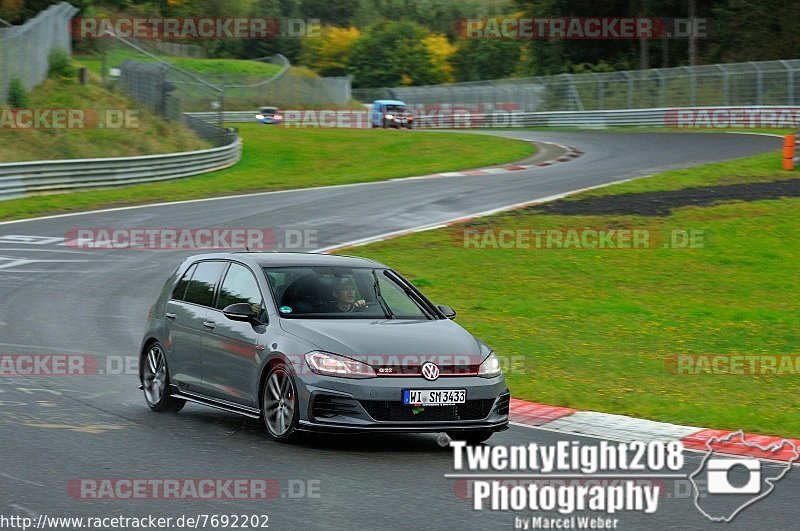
[347,20,447,87]
[299,0,359,26]
[0,0,24,23]
[300,26,361,76]
[422,33,457,83]
[452,38,522,82]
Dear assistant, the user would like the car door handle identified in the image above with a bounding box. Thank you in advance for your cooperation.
[203,320,216,329]
[165,312,176,320]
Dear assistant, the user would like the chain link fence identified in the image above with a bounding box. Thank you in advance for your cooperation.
[0,2,79,103]
[354,60,800,113]
[101,35,351,115]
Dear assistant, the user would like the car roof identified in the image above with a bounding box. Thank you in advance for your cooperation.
[373,100,406,106]
[183,252,387,269]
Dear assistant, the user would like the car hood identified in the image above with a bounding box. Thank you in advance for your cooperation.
[279,318,484,363]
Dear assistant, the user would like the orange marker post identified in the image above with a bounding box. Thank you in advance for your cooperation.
[782,134,795,170]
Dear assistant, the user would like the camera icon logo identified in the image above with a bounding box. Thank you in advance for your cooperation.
[706,458,761,494]
[689,430,798,522]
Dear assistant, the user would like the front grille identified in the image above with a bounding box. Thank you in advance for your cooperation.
[360,399,495,422]
[495,393,510,415]
[312,394,361,419]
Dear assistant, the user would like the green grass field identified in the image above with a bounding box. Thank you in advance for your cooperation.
[340,150,800,438]
[77,52,285,80]
[0,124,534,221]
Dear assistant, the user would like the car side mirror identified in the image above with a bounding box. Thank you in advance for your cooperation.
[223,303,258,323]
[438,305,457,319]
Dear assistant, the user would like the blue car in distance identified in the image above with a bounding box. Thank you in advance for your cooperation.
[371,100,414,129]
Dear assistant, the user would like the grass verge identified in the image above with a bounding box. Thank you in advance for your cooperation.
[340,152,800,438]
[0,77,210,163]
[0,124,534,221]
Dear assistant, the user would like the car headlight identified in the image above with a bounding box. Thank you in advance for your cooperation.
[273,114,282,120]
[255,114,264,120]
[385,114,394,120]
[305,351,376,378]
[478,351,502,378]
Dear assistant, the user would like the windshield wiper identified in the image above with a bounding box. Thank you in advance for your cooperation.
[371,270,395,319]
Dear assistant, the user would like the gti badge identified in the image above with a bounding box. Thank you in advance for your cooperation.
[421,362,440,381]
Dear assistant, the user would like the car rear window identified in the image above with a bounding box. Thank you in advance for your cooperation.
[184,261,226,307]
[171,264,196,301]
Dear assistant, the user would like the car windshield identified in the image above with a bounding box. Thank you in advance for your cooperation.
[385,105,406,113]
[260,107,278,114]
[263,266,434,319]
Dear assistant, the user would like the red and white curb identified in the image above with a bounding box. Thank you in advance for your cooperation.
[392,143,583,181]
[510,399,800,463]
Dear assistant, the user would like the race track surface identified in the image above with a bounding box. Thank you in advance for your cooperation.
[0,131,792,530]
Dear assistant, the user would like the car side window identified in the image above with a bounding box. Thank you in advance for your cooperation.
[377,274,426,318]
[172,264,196,301]
[183,261,226,307]
[216,263,264,318]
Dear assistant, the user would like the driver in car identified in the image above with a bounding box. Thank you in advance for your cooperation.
[328,276,367,313]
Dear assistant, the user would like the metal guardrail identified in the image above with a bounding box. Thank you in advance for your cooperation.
[186,111,261,123]
[186,106,800,129]
[0,137,242,200]
[412,106,800,129]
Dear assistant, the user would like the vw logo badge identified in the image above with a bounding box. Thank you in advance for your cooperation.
[421,362,440,381]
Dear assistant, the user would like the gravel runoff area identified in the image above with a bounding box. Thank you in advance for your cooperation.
[530,179,800,217]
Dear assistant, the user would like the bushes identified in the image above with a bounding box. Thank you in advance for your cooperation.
[47,48,76,79]
[7,77,29,108]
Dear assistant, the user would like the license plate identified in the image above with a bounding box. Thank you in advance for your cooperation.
[403,389,466,406]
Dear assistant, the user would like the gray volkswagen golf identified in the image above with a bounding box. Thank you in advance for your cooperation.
[139,252,509,443]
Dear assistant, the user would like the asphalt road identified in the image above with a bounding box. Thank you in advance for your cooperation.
[0,131,793,530]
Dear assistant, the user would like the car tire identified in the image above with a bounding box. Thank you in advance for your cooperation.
[446,430,494,445]
[141,341,185,413]
[262,364,300,443]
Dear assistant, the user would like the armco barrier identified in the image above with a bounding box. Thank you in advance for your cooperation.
[187,106,800,129]
[411,106,800,129]
[0,137,241,200]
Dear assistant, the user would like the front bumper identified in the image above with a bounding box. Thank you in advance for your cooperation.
[296,374,510,433]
